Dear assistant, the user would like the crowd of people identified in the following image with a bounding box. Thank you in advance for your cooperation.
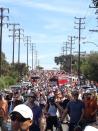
[0,70,98,131]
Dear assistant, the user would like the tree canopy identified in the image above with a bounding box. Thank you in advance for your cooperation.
[54,52,98,82]
[0,52,29,89]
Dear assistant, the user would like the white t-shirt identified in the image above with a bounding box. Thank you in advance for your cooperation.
[84,126,98,131]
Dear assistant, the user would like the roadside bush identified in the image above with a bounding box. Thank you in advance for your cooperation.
[0,76,17,90]
[3,76,16,87]
[0,78,6,90]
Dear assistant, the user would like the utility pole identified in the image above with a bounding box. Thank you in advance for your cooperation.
[68,36,76,75]
[74,17,85,85]
[0,7,9,77]
[89,1,98,33]
[15,28,24,80]
[89,0,98,8]
[61,46,65,56]
[24,36,31,67]
[62,42,70,55]
[38,59,40,67]
[65,42,70,55]
[30,43,36,70]
[16,28,24,64]
[35,50,38,70]
[9,23,20,65]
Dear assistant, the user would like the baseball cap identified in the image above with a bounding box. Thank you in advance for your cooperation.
[11,104,33,120]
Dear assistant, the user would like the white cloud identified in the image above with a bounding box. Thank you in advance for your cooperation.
[25,1,88,16]
[0,0,89,16]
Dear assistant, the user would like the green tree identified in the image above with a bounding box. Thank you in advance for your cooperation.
[9,63,28,81]
[0,51,30,88]
[0,77,6,90]
[55,52,98,82]
[1,52,9,76]
[81,53,98,82]
[54,55,77,73]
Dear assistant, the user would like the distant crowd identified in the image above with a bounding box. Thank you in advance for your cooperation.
[0,70,98,131]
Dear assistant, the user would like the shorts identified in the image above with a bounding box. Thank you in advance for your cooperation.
[46,116,58,130]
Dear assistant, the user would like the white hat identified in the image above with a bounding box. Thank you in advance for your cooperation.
[12,104,33,120]
[84,126,98,131]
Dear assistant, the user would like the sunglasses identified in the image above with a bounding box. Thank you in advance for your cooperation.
[10,113,30,122]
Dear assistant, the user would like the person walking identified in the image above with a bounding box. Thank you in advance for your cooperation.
[10,104,33,131]
[25,92,42,131]
[82,92,97,128]
[61,90,85,131]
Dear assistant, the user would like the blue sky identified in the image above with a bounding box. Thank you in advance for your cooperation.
[0,0,98,69]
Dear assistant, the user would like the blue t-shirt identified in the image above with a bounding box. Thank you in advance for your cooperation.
[66,100,85,124]
[32,105,42,125]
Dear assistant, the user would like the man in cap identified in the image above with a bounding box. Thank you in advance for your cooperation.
[61,90,85,131]
[25,92,42,131]
[10,104,33,131]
